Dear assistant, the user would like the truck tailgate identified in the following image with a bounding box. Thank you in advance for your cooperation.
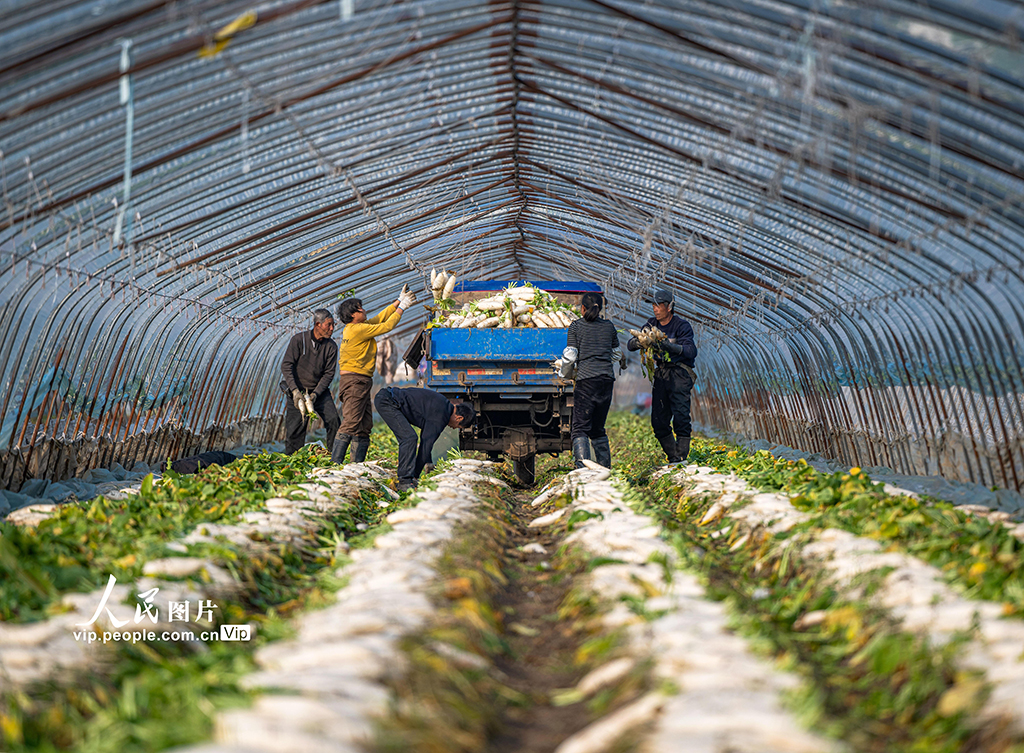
[429,328,565,360]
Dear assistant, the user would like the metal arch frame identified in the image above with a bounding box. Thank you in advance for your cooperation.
[1,0,1023,492]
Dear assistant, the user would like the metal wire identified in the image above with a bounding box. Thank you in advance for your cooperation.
[0,0,1022,491]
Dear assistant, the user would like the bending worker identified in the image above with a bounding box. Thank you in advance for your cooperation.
[627,288,697,463]
[280,308,341,455]
[374,386,476,493]
[333,285,416,464]
[566,291,625,469]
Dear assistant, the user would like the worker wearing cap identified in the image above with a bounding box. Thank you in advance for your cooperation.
[627,288,697,463]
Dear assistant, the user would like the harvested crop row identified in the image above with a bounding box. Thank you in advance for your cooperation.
[0,455,380,689]
[527,464,838,753]
[638,462,1024,751]
[0,453,397,751]
[175,459,503,753]
[663,463,1024,736]
[0,448,333,624]
[680,444,1024,616]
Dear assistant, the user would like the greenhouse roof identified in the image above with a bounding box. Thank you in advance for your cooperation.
[1,0,1022,489]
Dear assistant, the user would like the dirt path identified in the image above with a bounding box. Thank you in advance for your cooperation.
[488,487,619,753]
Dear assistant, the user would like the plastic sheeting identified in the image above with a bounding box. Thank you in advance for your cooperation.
[1,0,1022,490]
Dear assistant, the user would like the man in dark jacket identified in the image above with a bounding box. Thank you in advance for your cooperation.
[280,308,341,454]
[373,386,476,492]
[627,288,697,463]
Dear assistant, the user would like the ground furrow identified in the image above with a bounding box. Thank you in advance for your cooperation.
[526,465,838,753]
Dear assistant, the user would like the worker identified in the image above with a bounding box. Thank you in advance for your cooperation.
[280,308,341,455]
[332,285,416,464]
[566,291,625,468]
[373,386,476,492]
[627,288,697,463]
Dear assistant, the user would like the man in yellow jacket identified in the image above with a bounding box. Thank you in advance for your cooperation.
[332,285,415,463]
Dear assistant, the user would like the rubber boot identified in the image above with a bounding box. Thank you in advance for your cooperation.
[658,435,681,464]
[331,433,353,465]
[351,436,370,463]
[592,436,611,469]
[571,436,592,469]
[676,436,691,464]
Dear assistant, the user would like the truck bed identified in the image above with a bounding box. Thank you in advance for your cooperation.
[426,328,569,395]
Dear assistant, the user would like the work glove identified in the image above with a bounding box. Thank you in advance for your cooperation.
[555,347,578,378]
[304,392,319,420]
[292,389,307,416]
[397,284,417,310]
[661,340,684,356]
[612,347,626,372]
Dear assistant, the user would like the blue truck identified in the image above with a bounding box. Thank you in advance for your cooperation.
[404,280,602,484]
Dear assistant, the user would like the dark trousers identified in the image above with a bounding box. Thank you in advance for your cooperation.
[572,376,614,442]
[651,367,693,442]
[284,391,341,455]
[373,389,420,482]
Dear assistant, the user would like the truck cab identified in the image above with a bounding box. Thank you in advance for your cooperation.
[404,280,601,484]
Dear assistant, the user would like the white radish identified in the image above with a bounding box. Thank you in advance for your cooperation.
[477,316,501,328]
[533,311,554,327]
[442,273,457,300]
[511,304,530,316]
[476,298,507,312]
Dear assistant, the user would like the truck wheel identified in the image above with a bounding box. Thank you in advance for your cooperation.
[512,455,536,486]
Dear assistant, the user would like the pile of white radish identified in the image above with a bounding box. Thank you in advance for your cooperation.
[426,283,580,329]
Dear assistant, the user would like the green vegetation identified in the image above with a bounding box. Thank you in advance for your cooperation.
[603,412,1022,752]
[3,412,1022,752]
[376,483,515,753]
[0,439,403,752]
[0,447,328,623]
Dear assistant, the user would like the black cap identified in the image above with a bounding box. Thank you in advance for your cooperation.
[653,288,673,305]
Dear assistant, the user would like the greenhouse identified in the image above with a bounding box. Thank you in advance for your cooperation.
[1,0,1023,751]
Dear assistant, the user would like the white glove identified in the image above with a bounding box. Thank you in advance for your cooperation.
[557,347,578,378]
[292,389,307,417]
[397,284,416,311]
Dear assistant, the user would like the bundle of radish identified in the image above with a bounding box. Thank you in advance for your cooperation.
[628,325,667,348]
[430,269,458,302]
[628,325,669,379]
[304,392,319,422]
[425,284,581,329]
[296,391,320,422]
